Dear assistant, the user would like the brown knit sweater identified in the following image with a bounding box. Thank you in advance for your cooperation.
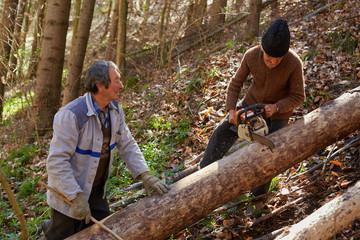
[225,45,305,120]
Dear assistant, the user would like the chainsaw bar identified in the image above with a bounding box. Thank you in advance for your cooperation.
[250,131,275,150]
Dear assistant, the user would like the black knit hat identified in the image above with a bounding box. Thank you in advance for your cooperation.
[261,19,290,57]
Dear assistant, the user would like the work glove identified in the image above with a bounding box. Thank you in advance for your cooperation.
[141,172,170,196]
[72,192,91,224]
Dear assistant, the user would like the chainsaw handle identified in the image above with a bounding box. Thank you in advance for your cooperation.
[235,103,266,125]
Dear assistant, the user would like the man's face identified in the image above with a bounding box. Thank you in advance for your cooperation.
[262,48,284,68]
[99,67,124,102]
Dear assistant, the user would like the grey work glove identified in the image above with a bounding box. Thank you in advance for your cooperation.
[72,192,91,224]
[141,172,170,196]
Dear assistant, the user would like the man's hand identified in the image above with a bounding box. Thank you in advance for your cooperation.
[141,172,170,196]
[228,109,236,125]
[264,104,278,118]
[72,192,91,224]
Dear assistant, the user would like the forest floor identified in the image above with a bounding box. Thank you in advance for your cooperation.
[0,0,360,239]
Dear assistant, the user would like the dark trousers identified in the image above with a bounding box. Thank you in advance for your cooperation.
[45,185,110,240]
[200,101,288,196]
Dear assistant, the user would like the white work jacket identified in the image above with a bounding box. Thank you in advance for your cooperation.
[46,92,149,219]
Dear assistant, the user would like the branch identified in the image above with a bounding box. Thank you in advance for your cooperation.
[252,197,304,227]
[288,0,343,26]
[0,168,29,240]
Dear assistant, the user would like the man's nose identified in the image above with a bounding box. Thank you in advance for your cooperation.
[119,82,124,89]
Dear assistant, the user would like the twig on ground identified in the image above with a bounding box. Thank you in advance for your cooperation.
[322,143,337,173]
[286,162,303,182]
[196,94,220,114]
[213,192,273,215]
[291,137,360,180]
[288,0,343,26]
[251,197,304,227]
[185,152,204,166]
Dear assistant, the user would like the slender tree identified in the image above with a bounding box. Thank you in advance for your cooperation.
[101,0,113,40]
[116,0,128,77]
[68,0,82,64]
[139,0,150,45]
[245,0,262,41]
[33,0,71,134]
[185,0,207,37]
[0,0,19,119]
[159,0,169,65]
[62,0,96,105]
[105,0,119,61]
[9,0,26,82]
[18,1,33,77]
[234,0,245,14]
[209,0,227,30]
[270,0,279,21]
[28,0,46,79]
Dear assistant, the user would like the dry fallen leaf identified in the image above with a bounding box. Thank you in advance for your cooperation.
[223,219,235,227]
[330,160,343,166]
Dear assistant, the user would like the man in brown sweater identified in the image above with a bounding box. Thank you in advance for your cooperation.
[200,19,305,196]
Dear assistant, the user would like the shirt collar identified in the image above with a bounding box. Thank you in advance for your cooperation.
[90,94,114,115]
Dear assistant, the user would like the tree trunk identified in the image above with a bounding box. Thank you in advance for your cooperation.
[62,0,96,106]
[33,0,71,134]
[28,0,46,79]
[270,0,278,21]
[105,0,118,61]
[0,0,19,119]
[139,0,150,45]
[18,1,32,78]
[101,0,112,40]
[159,0,171,66]
[185,0,207,38]
[68,87,360,240]
[67,0,82,67]
[209,0,227,30]
[9,0,26,82]
[275,180,360,240]
[246,0,262,41]
[234,0,245,14]
[116,0,128,78]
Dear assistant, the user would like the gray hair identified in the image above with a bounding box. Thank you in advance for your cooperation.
[84,60,120,93]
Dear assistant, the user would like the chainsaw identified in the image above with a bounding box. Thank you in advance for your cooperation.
[230,103,275,150]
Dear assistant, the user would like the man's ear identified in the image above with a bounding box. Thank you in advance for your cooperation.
[96,81,103,91]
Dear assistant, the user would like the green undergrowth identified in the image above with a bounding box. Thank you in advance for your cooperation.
[107,112,191,199]
[2,91,34,119]
[1,143,50,239]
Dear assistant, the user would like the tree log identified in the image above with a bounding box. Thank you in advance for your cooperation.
[68,87,360,240]
[275,180,360,240]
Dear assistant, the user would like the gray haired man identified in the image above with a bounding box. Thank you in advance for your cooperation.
[43,60,170,239]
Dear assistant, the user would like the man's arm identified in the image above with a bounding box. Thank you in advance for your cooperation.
[275,60,305,114]
[116,107,170,195]
[47,109,82,201]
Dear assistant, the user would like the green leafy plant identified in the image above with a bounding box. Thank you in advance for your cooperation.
[199,216,216,230]
[3,91,34,118]
[2,144,38,182]
[269,176,280,192]
[17,178,38,200]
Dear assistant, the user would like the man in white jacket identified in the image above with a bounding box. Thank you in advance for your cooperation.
[43,60,170,239]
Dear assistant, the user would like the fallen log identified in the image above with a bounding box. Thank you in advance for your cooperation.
[68,86,360,240]
[275,180,360,240]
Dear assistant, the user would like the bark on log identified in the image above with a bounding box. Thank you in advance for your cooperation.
[68,87,360,240]
[275,180,360,240]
